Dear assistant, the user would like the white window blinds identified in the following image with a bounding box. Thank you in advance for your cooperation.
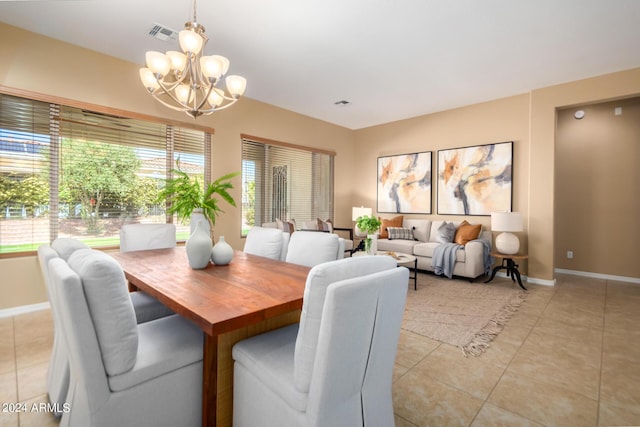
[0,92,210,254]
[241,136,334,235]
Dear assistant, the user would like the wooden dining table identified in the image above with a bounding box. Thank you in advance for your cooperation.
[110,247,310,427]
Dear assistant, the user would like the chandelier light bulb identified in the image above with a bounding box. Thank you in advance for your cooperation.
[179,29,204,55]
[139,68,160,91]
[145,51,171,77]
[175,84,193,104]
[207,88,224,107]
[226,75,247,98]
[200,56,225,80]
[166,51,188,73]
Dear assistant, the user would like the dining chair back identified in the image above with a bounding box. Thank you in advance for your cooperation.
[49,249,203,427]
[285,231,345,267]
[243,226,290,261]
[119,223,176,253]
[232,256,409,427]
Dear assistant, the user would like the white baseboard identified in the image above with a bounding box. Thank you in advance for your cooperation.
[555,268,640,285]
[494,271,556,287]
[0,302,50,319]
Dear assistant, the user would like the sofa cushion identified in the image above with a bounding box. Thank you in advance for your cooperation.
[67,249,138,377]
[387,227,415,241]
[435,221,457,243]
[403,219,431,242]
[379,215,403,238]
[317,218,334,233]
[376,238,418,254]
[454,220,482,245]
[414,242,466,262]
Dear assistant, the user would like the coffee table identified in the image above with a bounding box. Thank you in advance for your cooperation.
[354,250,417,290]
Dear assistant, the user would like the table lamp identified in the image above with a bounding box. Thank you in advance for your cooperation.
[491,212,523,255]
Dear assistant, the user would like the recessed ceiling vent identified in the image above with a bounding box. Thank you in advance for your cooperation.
[334,100,350,106]
[147,23,178,42]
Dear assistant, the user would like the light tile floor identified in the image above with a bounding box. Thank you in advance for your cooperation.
[0,273,638,427]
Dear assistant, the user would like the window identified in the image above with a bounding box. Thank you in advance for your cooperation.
[0,92,210,254]
[241,135,334,235]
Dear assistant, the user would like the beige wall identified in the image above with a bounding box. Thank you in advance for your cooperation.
[555,97,640,277]
[2,22,640,310]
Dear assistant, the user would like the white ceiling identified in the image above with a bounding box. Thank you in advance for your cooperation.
[1,0,639,129]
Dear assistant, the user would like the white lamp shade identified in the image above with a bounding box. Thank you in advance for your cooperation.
[352,206,372,221]
[145,51,171,77]
[166,51,188,72]
[200,55,227,80]
[207,88,224,107]
[491,212,523,232]
[175,84,193,104]
[226,75,247,97]
[139,68,160,90]
[178,29,204,55]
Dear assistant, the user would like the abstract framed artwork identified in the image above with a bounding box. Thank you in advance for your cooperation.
[437,141,513,215]
[377,151,432,214]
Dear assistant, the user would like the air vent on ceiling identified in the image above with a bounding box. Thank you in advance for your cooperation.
[334,100,351,106]
[147,23,178,42]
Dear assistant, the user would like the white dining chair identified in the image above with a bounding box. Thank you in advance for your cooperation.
[119,223,176,252]
[232,256,409,427]
[48,249,203,427]
[285,231,345,267]
[38,236,174,417]
[243,226,290,261]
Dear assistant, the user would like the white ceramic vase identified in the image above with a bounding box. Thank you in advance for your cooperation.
[190,208,211,237]
[366,234,378,254]
[211,236,234,265]
[186,219,212,269]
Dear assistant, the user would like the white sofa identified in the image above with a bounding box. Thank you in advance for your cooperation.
[375,218,491,280]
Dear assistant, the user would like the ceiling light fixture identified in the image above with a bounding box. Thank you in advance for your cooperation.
[139,0,247,119]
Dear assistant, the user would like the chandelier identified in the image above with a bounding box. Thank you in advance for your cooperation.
[139,0,247,119]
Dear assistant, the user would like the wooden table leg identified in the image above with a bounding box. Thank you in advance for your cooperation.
[203,334,218,427]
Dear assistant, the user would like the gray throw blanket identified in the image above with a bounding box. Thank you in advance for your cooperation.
[431,239,493,279]
[476,238,493,276]
[431,243,463,279]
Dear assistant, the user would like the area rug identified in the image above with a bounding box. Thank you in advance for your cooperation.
[402,277,527,356]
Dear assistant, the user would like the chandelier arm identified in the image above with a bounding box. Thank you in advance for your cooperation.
[153,79,190,109]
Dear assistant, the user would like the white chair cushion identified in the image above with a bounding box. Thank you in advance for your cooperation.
[243,226,285,260]
[232,324,307,411]
[293,256,396,392]
[67,249,138,376]
[120,223,176,252]
[51,238,89,261]
[108,314,203,392]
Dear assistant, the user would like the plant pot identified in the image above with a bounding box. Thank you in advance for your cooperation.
[365,234,378,255]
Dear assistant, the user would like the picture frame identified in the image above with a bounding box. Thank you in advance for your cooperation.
[437,141,513,215]
[377,151,432,214]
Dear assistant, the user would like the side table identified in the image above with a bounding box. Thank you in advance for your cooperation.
[484,252,528,290]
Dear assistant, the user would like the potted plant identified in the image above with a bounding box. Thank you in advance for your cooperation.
[356,214,381,254]
[157,168,239,240]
